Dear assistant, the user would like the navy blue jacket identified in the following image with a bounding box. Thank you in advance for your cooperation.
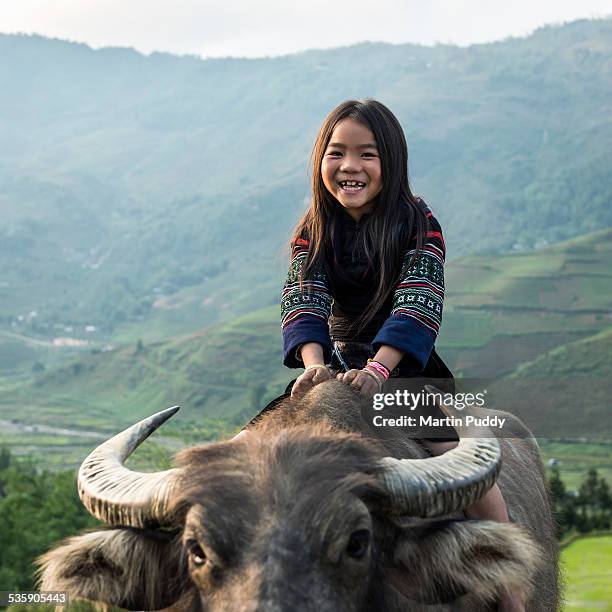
[281,201,447,376]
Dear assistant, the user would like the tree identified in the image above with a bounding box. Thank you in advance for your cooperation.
[0,449,98,591]
[574,469,612,532]
[548,465,577,537]
[0,447,10,470]
[549,465,565,503]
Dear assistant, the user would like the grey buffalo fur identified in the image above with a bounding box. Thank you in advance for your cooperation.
[38,381,559,611]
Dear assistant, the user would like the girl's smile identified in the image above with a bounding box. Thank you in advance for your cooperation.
[322,118,382,221]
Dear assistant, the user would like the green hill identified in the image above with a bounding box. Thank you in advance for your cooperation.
[0,17,611,345]
[510,326,612,379]
[438,229,612,439]
[0,307,289,465]
[6,306,288,426]
[439,227,612,377]
[2,227,610,463]
[482,325,612,440]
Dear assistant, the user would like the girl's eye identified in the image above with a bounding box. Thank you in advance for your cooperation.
[327,151,342,156]
[362,152,377,158]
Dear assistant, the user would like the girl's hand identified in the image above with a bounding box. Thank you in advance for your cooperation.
[336,368,382,398]
[291,365,332,398]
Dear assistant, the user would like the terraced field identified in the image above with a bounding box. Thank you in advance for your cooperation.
[0,229,610,466]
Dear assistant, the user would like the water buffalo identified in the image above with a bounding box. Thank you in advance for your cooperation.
[38,381,558,611]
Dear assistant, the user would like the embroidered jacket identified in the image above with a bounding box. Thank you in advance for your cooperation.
[281,201,446,372]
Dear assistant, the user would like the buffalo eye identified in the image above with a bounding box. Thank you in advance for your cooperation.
[187,540,207,567]
[346,530,371,559]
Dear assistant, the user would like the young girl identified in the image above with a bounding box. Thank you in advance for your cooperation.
[250,99,523,611]
[282,98,450,397]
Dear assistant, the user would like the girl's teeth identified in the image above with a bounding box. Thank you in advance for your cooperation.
[340,181,365,191]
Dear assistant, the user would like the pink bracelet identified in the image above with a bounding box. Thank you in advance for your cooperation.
[366,361,390,381]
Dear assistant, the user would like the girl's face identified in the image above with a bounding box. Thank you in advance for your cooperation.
[321,118,382,222]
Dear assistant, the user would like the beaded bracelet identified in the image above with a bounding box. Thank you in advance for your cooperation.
[366,359,391,381]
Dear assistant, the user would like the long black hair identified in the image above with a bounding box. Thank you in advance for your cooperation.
[292,99,428,331]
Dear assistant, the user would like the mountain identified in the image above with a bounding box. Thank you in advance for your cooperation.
[0,18,611,342]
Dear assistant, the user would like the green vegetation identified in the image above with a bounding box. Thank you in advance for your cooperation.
[0,307,288,432]
[2,225,610,464]
[562,535,612,611]
[542,442,612,491]
[0,18,611,356]
[511,325,612,379]
[440,228,612,379]
[0,20,610,604]
[0,448,136,610]
[0,448,98,592]
[549,466,611,537]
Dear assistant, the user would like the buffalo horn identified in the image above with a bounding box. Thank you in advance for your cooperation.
[378,387,501,517]
[78,406,182,528]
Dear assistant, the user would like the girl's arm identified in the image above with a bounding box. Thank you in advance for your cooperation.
[371,207,445,374]
[372,345,404,372]
[280,238,334,397]
[281,239,333,368]
[299,342,326,367]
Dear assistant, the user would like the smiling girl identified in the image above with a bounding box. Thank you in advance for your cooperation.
[271,98,523,611]
[282,99,449,396]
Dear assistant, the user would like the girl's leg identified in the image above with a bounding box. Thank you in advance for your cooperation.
[422,440,525,612]
[465,481,509,522]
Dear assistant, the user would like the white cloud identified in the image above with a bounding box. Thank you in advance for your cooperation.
[0,0,610,58]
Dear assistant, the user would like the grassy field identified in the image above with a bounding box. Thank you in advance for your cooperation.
[562,535,612,611]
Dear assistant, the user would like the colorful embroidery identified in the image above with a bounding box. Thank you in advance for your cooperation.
[281,203,447,368]
[391,242,445,334]
[281,244,333,328]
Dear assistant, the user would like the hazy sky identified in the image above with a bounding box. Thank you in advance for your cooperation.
[1,0,611,58]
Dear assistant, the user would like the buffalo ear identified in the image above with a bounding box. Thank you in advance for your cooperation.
[385,520,543,606]
[37,528,192,611]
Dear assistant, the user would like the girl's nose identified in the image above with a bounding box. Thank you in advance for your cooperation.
[339,155,361,172]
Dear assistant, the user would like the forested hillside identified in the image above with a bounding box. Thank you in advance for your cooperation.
[0,18,611,344]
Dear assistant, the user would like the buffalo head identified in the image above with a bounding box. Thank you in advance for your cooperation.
[38,382,544,611]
